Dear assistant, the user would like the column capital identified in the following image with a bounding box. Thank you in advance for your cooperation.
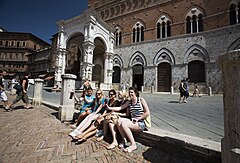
[104,52,114,59]
[83,40,95,50]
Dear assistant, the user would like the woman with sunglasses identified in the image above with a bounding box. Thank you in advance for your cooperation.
[96,89,120,142]
[106,87,150,153]
[104,91,130,149]
[69,89,106,140]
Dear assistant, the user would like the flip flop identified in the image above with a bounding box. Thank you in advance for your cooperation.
[75,139,86,145]
[123,146,137,153]
[106,143,118,150]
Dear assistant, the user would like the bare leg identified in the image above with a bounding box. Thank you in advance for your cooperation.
[120,119,141,152]
[106,123,118,149]
[76,112,87,126]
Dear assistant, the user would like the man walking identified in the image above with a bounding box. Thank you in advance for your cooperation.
[0,71,11,111]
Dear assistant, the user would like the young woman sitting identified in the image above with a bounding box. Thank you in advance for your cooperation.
[104,91,130,149]
[69,87,95,129]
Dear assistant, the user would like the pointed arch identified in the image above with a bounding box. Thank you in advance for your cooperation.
[184,44,209,64]
[154,48,175,66]
[113,54,124,68]
[228,37,240,51]
[129,51,147,67]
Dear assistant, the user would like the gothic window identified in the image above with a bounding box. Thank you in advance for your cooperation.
[156,15,172,39]
[229,3,240,25]
[132,21,145,43]
[141,26,144,41]
[23,41,26,46]
[115,27,122,46]
[157,23,161,38]
[133,28,136,43]
[17,41,20,47]
[186,8,204,34]
[5,41,8,46]
[11,41,14,46]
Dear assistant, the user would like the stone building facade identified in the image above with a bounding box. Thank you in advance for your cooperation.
[0,29,50,77]
[54,0,240,93]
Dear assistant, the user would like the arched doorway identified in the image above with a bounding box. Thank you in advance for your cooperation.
[157,62,171,92]
[132,65,144,91]
[188,60,205,83]
[112,66,121,83]
[92,64,103,82]
[66,33,84,80]
[92,37,106,84]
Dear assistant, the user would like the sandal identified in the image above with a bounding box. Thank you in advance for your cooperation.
[123,146,137,153]
[96,135,104,142]
[106,143,118,150]
[118,143,125,149]
[75,138,86,145]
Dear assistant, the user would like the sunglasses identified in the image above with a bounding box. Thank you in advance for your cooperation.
[96,93,101,95]
[109,93,115,96]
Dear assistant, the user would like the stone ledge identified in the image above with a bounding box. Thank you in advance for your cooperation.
[134,127,221,163]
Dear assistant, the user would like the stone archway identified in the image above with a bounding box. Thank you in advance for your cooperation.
[66,33,84,81]
[92,37,106,84]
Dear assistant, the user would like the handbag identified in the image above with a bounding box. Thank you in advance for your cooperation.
[139,97,151,129]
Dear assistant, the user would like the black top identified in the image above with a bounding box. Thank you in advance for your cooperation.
[20,76,28,91]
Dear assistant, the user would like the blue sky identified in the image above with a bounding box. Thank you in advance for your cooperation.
[0,0,88,43]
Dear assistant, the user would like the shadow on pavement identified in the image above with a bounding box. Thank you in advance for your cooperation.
[168,101,180,103]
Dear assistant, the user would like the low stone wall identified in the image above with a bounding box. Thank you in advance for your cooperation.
[134,131,221,163]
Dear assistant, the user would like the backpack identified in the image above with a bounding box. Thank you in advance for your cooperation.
[13,83,22,95]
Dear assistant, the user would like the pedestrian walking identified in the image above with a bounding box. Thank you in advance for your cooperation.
[183,78,190,103]
[192,82,201,97]
[0,71,11,111]
[178,79,185,103]
[8,72,32,109]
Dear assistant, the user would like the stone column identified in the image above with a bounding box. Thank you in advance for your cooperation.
[59,74,77,122]
[32,79,44,106]
[219,50,240,163]
[10,81,18,95]
[104,53,109,83]
[55,21,66,87]
[82,41,95,81]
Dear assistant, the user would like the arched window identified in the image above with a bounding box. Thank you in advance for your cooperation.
[141,26,144,41]
[156,15,172,38]
[132,21,145,43]
[229,3,240,25]
[186,8,204,34]
[198,14,204,32]
[157,22,161,38]
[115,27,122,46]
[133,28,136,43]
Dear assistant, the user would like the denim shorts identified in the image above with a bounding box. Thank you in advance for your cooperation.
[138,120,146,131]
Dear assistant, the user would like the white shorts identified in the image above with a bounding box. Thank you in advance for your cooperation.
[0,90,8,101]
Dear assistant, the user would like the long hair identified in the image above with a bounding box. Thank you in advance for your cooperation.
[95,89,104,106]
[128,87,139,97]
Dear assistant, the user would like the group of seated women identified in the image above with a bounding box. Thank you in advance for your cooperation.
[68,86,150,153]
